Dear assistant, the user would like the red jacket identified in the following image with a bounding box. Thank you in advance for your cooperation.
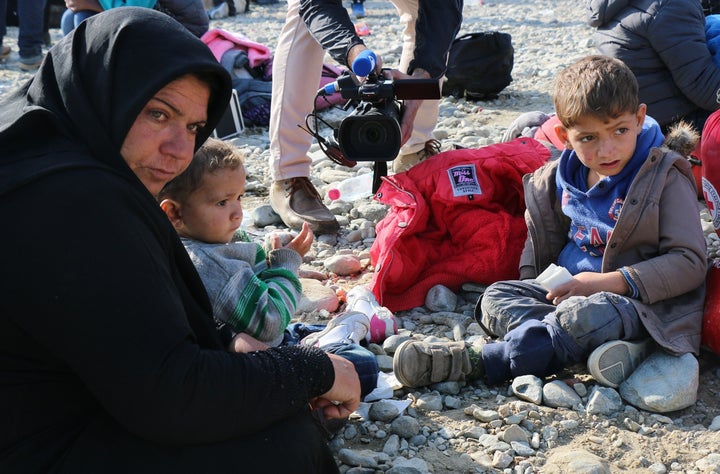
[370,138,550,311]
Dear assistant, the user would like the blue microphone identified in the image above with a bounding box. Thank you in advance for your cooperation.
[318,50,377,96]
[351,49,376,77]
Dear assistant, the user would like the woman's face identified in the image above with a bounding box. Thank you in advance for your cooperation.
[121,75,211,196]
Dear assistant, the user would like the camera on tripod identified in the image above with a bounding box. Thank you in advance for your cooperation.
[316,50,442,163]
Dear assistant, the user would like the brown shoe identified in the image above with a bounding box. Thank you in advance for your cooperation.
[0,45,10,60]
[392,139,441,174]
[270,177,339,234]
[392,339,472,388]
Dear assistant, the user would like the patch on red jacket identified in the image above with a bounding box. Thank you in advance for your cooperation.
[447,164,482,196]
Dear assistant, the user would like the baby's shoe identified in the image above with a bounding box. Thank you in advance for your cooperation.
[301,311,369,348]
[345,286,397,344]
[392,339,472,388]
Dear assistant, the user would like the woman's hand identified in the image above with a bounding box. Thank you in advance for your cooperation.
[229,332,269,353]
[546,271,630,305]
[310,353,360,419]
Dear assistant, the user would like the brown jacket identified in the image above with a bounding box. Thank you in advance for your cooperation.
[520,148,707,355]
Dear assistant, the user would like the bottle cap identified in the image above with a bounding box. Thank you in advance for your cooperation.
[352,50,376,77]
[327,188,341,200]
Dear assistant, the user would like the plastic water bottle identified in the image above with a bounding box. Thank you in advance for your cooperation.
[327,173,373,202]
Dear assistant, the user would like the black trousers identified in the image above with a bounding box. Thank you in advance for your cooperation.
[54,410,339,474]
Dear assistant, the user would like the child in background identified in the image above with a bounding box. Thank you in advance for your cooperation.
[159,138,378,396]
[393,56,706,398]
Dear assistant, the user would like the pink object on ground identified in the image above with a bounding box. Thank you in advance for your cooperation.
[201,28,272,68]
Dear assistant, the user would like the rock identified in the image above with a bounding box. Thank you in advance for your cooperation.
[323,254,362,275]
[296,278,339,313]
[543,447,612,473]
[512,374,544,404]
[425,284,457,311]
[543,380,582,408]
[619,352,699,413]
[586,386,623,415]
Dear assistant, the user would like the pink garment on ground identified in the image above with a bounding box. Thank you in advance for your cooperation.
[201,28,272,68]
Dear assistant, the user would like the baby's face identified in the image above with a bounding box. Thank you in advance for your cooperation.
[556,105,646,188]
[178,167,246,244]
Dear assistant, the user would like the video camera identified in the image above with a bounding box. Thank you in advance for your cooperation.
[310,50,441,165]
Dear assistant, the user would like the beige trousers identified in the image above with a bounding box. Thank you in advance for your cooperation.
[268,0,439,180]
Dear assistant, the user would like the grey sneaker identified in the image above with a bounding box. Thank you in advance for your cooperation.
[301,311,370,348]
[270,177,339,234]
[587,339,653,388]
[392,139,441,174]
[392,339,471,388]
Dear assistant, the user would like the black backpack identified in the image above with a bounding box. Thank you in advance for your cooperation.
[442,32,514,100]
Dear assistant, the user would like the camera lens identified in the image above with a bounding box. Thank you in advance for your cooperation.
[338,101,401,161]
[357,121,387,145]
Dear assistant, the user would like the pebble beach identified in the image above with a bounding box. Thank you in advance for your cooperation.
[2,1,720,472]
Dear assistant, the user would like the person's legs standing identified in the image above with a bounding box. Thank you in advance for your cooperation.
[389,0,441,172]
[0,0,8,59]
[268,0,339,234]
[18,0,47,70]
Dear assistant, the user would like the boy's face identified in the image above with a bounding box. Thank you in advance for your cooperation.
[555,104,647,187]
[175,166,246,244]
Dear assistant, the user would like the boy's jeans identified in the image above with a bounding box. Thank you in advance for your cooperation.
[476,279,648,384]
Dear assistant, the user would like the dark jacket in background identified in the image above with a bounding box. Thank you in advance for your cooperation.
[587,0,720,128]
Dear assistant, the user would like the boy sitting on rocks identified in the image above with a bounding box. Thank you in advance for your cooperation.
[159,138,378,397]
[393,56,706,403]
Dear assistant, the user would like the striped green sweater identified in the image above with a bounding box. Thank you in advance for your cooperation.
[181,234,302,346]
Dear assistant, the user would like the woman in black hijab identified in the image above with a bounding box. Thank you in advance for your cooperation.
[0,8,358,473]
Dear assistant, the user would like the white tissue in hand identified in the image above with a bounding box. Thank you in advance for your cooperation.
[536,263,573,291]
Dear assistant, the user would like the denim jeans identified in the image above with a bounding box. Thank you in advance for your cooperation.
[60,9,97,36]
[477,279,647,384]
[17,0,47,58]
[284,323,379,398]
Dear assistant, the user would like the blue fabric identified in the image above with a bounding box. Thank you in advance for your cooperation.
[61,10,97,36]
[706,15,720,68]
[99,0,157,9]
[555,116,664,274]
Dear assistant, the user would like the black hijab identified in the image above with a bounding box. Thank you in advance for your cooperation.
[0,7,233,348]
[0,7,231,195]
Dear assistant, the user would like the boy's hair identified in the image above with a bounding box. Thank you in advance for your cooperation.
[553,55,639,128]
[159,138,244,203]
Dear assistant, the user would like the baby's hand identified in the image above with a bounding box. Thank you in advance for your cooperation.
[285,222,314,257]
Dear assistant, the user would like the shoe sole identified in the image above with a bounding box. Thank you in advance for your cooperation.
[587,339,652,388]
[19,62,41,71]
[301,311,369,347]
[392,339,420,388]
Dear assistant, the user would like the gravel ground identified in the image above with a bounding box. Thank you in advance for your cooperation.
[2,1,720,472]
